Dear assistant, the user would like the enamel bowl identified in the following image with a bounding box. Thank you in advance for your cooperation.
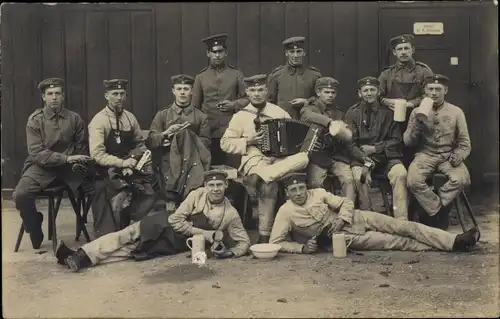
[250,243,282,259]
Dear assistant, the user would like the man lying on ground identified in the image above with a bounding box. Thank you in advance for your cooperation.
[55,170,251,272]
[269,172,479,254]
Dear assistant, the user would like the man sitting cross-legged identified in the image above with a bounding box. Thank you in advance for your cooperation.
[55,170,251,272]
[269,172,479,254]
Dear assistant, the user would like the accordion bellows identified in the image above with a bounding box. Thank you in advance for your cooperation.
[259,119,324,157]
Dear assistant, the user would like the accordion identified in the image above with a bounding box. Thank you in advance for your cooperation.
[259,118,324,157]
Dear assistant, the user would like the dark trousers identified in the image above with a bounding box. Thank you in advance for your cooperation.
[210,138,241,169]
[91,179,158,239]
[13,177,94,233]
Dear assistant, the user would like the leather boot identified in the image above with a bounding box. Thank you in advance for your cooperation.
[452,227,480,252]
[257,235,270,244]
[55,240,76,265]
[65,248,92,272]
[29,211,44,249]
[435,204,451,230]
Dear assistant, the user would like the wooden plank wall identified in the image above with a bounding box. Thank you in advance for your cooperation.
[0,2,496,189]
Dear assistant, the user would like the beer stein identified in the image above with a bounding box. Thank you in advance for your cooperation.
[416,97,434,122]
[332,233,347,258]
[393,99,407,122]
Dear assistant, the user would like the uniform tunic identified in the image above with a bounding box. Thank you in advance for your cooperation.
[344,101,408,218]
[14,106,89,233]
[378,60,433,108]
[149,103,211,148]
[88,106,147,167]
[344,101,403,167]
[192,64,249,138]
[267,64,321,119]
[405,102,471,215]
[269,188,456,253]
[220,102,310,235]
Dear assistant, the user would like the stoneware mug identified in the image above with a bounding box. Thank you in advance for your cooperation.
[186,234,206,256]
[332,233,347,258]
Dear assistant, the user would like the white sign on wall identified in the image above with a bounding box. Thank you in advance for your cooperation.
[413,22,444,35]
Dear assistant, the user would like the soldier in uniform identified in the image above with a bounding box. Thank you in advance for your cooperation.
[378,34,433,166]
[88,79,158,238]
[192,33,249,168]
[13,78,93,249]
[55,170,251,272]
[148,74,211,210]
[299,77,357,202]
[344,77,408,220]
[221,74,337,244]
[267,36,322,119]
[405,74,471,230]
[269,172,479,254]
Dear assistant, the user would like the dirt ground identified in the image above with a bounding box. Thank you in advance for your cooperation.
[2,194,499,318]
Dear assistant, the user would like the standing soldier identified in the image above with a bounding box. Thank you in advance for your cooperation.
[13,78,93,249]
[267,36,322,119]
[192,33,249,168]
[378,34,433,166]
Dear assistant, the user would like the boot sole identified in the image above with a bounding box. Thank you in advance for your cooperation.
[65,257,80,273]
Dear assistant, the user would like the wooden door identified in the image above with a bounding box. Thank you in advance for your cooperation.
[378,6,482,181]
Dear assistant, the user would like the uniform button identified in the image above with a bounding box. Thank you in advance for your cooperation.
[193,163,197,166]
[187,175,190,178]
[183,158,187,162]
[181,170,185,173]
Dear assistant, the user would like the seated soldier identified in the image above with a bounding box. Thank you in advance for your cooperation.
[88,79,158,238]
[299,77,357,202]
[13,78,94,249]
[270,173,479,254]
[55,170,251,272]
[147,74,211,211]
[404,74,471,230]
[220,74,347,244]
[344,77,409,220]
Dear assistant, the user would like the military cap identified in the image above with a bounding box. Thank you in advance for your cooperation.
[37,77,64,92]
[202,33,228,49]
[103,79,128,91]
[390,34,415,48]
[283,36,306,50]
[204,169,228,182]
[171,74,195,86]
[243,74,267,87]
[423,74,450,86]
[315,77,340,91]
[282,172,308,188]
[357,76,380,89]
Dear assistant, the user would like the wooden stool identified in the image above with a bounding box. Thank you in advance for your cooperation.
[14,185,91,254]
[427,173,479,232]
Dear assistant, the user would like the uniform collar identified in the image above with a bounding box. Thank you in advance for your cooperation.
[362,100,381,113]
[287,63,305,75]
[433,101,446,111]
[396,59,416,71]
[171,102,193,115]
[43,106,67,119]
[210,63,227,72]
[105,105,125,117]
